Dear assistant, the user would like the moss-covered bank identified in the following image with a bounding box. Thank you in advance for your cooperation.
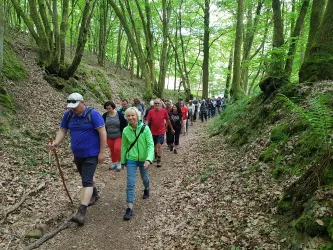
[209,82,333,246]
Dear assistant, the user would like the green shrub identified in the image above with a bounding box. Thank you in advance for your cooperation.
[3,42,27,80]
[271,123,289,143]
[259,144,277,162]
[277,198,293,214]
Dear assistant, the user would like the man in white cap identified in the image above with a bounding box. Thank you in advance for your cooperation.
[48,93,107,226]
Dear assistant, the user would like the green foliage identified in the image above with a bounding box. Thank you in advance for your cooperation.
[0,85,14,134]
[277,198,293,214]
[209,99,248,136]
[259,144,277,163]
[3,41,27,80]
[271,123,289,143]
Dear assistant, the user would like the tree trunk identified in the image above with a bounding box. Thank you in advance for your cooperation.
[28,0,51,65]
[299,1,333,82]
[157,0,171,97]
[202,0,210,99]
[51,0,61,72]
[271,0,284,74]
[231,0,245,101]
[63,0,98,78]
[259,0,285,95]
[60,0,69,65]
[109,0,152,99]
[241,1,262,93]
[116,23,123,67]
[0,0,4,78]
[224,47,233,99]
[284,0,310,80]
[98,0,107,66]
[304,0,326,58]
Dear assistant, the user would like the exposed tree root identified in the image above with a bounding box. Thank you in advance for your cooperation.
[1,183,46,224]
[23,219,70,250]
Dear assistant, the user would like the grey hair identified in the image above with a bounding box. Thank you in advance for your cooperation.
[125,106,141,120]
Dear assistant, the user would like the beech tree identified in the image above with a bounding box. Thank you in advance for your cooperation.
[10,0,97,78]
[0,0,4,78]
[299,1,333,82]
[231,0,245,100]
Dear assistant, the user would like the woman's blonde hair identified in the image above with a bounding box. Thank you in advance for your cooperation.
[125,106,141,120]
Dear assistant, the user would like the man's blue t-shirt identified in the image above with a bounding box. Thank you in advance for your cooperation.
[60,106,105,158]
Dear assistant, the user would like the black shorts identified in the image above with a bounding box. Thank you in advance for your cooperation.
[74,156,98,187]
[153,134,164,145]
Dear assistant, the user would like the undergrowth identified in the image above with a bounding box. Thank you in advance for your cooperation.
[3,40,27,80]
[209,83,333,244]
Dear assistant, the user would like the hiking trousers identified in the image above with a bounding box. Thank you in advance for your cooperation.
[107,137,122,163]
[126,160,149,203]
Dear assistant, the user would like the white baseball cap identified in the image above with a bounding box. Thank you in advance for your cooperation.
[149,100,154,106]
[67,93,83,108]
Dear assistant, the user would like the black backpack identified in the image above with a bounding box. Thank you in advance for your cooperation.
[66,106,94,126]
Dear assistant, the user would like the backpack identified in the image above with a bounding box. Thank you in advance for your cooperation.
[66,106,94,126]
[216,99,221,107]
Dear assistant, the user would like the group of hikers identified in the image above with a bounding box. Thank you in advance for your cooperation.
[47,93,226,225]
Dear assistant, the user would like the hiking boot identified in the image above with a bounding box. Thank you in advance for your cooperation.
[157,158,161,168]
[170,145,174,151]
[88,193,99,207]
[123,207,133,221]
[173,149,177,154]
[143,189,150,199]
[71,205,87,226]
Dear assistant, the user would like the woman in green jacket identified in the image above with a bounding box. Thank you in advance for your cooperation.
[121,107,154,220]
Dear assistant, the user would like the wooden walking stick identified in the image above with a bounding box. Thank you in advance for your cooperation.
[49,138,73,203]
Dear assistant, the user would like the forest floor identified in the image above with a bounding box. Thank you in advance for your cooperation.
[1,33,323,249]
[28,120,290,250]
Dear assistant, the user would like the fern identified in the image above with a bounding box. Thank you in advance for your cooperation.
[276,93,333,149]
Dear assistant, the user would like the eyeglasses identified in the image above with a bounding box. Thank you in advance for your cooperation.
[154,103,160,104]
[67,100,78,104]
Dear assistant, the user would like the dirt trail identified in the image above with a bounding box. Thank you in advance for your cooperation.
[39,122,206,250]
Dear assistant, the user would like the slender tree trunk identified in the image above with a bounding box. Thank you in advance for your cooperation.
[51,0,61,72]
[290,0,296,38]
[231,0,245,100]
[63,0,98,78]
[259,0,285,95]
[116,23,123,67]
[271,0,285,75]
[202,0,210,99]
[0,0,4,78]
[60,0,69,65]
[299,1,333,82]
[98,0,107,66]
[157,0,171,97]
[284,0,310,80]
[241,1,262,93]
[109,0,152,99]
[178,0,191,99]
[304,0,326,58]
[224,47,233,99]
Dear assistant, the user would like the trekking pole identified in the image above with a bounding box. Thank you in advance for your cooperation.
[49,138,73,204]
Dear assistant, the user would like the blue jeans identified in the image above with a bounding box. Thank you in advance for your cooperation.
[126,159,150,203]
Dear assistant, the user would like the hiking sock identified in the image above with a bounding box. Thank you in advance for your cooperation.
[128,204,133,209]
[92,187,98,197]
[80,204,88,211]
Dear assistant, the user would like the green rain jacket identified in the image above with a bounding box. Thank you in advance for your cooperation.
[121,121,154,164]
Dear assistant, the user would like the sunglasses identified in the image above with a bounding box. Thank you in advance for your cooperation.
[67,100,79,104]
[154,102,160,104]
